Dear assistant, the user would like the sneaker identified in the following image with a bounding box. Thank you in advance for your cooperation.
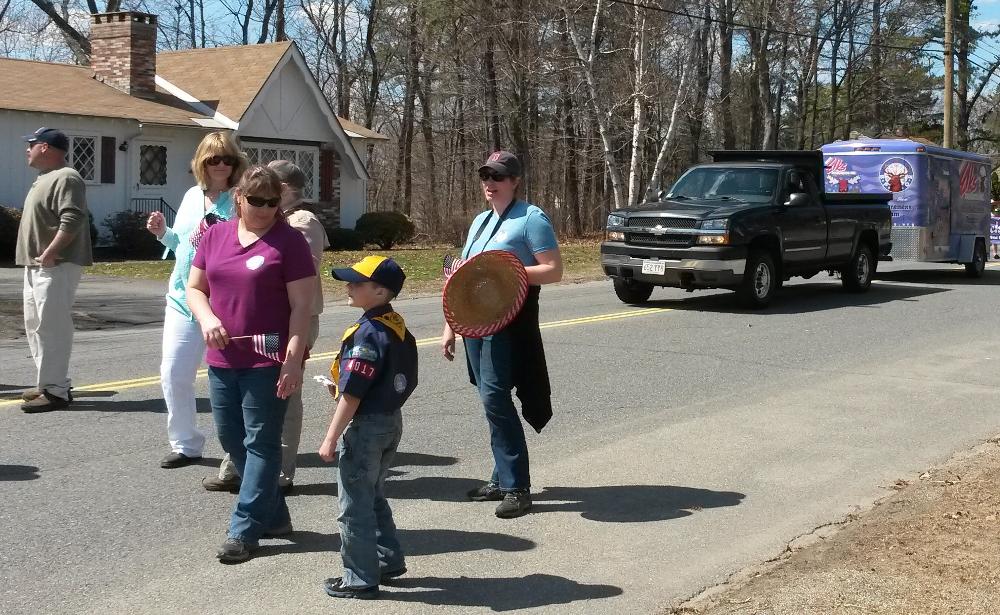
[160,451,201,469]
[467,482,504,502]
[202,476,241,493]
[21,388,73,402]
[280,481,294,496]
[495,491,532,519]
[263,522,293,537]
[381,566,407,583]
[21,392,71,413]
[324,577,379,600]
[216,538,255,563]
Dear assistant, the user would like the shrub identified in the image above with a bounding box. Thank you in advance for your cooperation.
[355,211,416,250]
[102,211,162,259]
[88,211,99,246]
[326,226,365,251]
[0,206,21,261]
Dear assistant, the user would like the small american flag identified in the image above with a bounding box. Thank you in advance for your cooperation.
[443,254,465,279]
[251,332,282,361]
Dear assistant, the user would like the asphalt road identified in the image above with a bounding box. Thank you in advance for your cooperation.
[2,261,999,614]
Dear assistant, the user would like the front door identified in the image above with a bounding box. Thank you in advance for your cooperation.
[778,169,828,269]
[131,140,171,223]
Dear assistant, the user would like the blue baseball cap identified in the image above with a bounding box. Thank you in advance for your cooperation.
[23,127,69,151]
[331,255,406,296]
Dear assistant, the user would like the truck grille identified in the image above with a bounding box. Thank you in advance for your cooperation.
[625,233,694,247]
[627,217,699,229]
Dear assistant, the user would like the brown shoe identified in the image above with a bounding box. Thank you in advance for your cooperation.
[22,388,73,402]
[202,475,241,493]
[21,392,71,413]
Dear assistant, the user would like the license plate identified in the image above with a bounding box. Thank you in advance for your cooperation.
[641,260,666,275]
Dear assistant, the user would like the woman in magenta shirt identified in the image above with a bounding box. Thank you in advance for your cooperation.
[187,165,316,563]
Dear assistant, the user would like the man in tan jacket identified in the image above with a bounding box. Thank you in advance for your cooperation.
[16,127,92,413]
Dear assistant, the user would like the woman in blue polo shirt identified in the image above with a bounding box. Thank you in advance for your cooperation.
[440,151,563,519]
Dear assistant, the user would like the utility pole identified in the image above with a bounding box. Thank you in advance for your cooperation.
[943,0,954,148]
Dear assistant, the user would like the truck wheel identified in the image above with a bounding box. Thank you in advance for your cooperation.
[965,240,986,278]
[736,250,777,309]
[841,243,874,292]
[613,278,654,304]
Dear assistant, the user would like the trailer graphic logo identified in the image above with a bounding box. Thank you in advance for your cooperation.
[879,158,913,193]
[824,157,860,192]
[958,161,987,197]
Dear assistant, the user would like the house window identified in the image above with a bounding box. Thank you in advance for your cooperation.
[139,144,167,186]
[68,136,98,182]
[243,144,319,198]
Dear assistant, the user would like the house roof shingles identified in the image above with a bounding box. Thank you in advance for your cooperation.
[155,41,291,122]
[0,57,210,126]
[0,42,387,140]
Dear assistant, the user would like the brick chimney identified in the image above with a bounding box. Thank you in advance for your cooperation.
[90,12,157,99]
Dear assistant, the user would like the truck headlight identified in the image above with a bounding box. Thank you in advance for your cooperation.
[697,234,729,245]
[607,231,625,241]
[607,214,626,228]
[700,218,728,230]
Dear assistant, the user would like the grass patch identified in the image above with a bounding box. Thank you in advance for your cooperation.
[88,241,606,299]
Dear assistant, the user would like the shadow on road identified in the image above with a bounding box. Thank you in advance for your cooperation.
[641,281,946,314]
[253,528,536,560]
[386,476,486,502]
[0,464,40,481]
[385,574,623,610]
[875,268,1000,286]
[64,397,212,413]
[296,451,459,470]
[531,484,746,522]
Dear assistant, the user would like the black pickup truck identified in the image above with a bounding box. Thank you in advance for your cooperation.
[600,150,893,308]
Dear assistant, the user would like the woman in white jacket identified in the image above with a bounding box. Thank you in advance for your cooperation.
[146,131,247,468]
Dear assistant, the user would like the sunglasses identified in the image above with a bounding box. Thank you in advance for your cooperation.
[206,155,237,167]
[244,194,280,208]
[479,170,509,182]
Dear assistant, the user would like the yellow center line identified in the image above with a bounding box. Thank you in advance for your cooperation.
[1,306,670,408]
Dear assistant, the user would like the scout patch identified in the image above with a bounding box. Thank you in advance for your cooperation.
[345,344,378,361]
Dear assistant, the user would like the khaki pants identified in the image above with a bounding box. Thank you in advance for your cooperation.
[23,264,83,400]
[219,316,320,486]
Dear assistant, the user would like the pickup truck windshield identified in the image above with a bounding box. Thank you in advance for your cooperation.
[668,168,779,203]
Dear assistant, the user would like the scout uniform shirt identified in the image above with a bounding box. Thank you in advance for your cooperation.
[330,303,418,413]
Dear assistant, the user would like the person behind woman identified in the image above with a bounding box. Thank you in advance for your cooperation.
[204,160,328,493]
[146,131,245,469]
[440,151,563,519]
[187,165,316,562]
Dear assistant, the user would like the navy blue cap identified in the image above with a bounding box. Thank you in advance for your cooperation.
[331,255,406,296]
[23,127,69,151]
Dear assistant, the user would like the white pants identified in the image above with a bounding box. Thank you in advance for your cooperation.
[23,264,83,400]
[161,307,207,456]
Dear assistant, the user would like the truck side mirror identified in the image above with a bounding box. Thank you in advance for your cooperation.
[784,192,810,207]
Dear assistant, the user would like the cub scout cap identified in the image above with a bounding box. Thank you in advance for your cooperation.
[23,127,69,151]
[331,255,406,296]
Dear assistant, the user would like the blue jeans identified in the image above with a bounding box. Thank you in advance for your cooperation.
[464,332,530,491]
[208,365,290,544]
[337,411,405,588]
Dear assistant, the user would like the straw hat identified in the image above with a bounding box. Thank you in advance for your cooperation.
[443,250,528,338]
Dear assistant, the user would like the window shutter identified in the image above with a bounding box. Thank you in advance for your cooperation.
[101,137,116,184]
[319,148,335,202]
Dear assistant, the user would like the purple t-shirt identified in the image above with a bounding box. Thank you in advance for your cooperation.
[192,219,315,368]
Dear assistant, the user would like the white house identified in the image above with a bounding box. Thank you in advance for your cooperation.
[0,11,387,235]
